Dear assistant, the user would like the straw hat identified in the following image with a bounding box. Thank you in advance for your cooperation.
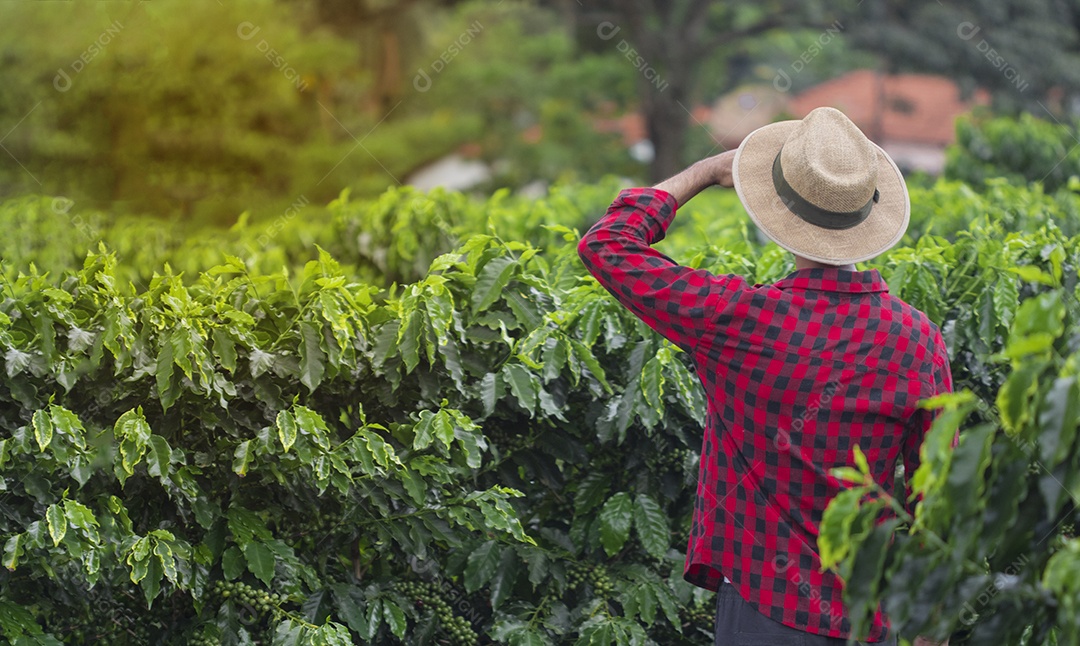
[731,106,910,265]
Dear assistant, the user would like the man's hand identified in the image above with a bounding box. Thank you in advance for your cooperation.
[914,636,949,646]
[652,149,736,206]
[707,149,736,188]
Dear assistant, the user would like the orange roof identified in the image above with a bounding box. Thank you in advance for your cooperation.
[594,113,647,146]
[787,70,990,146]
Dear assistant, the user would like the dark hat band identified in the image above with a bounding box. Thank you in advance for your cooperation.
[771,150,878,230]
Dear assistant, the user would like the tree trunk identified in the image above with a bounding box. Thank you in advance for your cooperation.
[376,28,402,114]
[641,57,695,182]
[643,91,690,182]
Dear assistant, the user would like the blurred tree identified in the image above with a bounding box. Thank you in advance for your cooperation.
[297,0,432,114]
[0,1,358,221]
[554,0,844,181]
[0,0,480,221]
[415,2,642,188]
[946,111,1080,192]
[848,0,1080,115]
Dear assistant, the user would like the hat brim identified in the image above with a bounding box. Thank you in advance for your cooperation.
[732,120,910,265]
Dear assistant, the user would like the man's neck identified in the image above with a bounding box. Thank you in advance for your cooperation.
[793,255,857,271]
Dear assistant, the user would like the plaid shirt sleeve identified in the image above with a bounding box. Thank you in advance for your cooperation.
[901,327,955,516]
[576,187,748,353]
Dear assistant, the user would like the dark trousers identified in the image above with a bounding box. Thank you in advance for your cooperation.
[714,583,897,646]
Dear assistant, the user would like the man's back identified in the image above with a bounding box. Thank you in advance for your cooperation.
[578,185,953,643]
[682,266,952,640]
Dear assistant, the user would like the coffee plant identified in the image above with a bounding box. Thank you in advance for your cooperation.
[1,176,1080,645]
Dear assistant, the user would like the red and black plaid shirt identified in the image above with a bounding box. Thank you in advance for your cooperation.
[577,188,953,642]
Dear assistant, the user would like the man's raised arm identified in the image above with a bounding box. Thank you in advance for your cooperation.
[575,151,742,354]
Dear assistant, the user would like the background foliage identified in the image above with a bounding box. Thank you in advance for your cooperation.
[947,112,1080,194]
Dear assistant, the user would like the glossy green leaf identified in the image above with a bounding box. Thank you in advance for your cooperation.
[599,492,633,556]
[233,440,254,477]
[32,409,53,452]
[503,363,538,415]
[276,410,298,453]
[298,320,325,392]
[46,504,66,547]
[633,494,669,561]
[382,600,407,639]
[464,540,500,593]
[3,534,24,571]
[471,256,516,314]
[222,546,244,581]
[244,540,275,586]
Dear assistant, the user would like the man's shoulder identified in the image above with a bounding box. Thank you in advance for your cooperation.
[879,293,948,355]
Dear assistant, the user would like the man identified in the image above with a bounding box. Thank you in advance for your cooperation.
[577,107,952,645]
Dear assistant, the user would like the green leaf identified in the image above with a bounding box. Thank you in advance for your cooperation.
[455,424,486,469]
[575,471,609,515]
[599,493,634,556]
[331,587,367,635]
[382,600,407,639]
[154,540,178,583]
[146,435,173,478]
[357,428,401,472]
[1038,376,1080,467]
[997,362,1043,435]
[633,584,659,626]
[400,467,426,506]
[3,534,24,570]
[479,372,502,418]
[490,546,519,610]
[63,500,97,531]
[568,339,612,394]
[48,406,86,449]
[222,546,244,580]
[140,556,164,606]
[831,467,867,484]
[503,363,538,415]
[432,410,455,451]
[244,540,275,586]
[212,328,238,373]
[249,348,275,378]
[128,537,150,584]
[464,540,501,593]
[294,406,331,450]
[233,440,254,477]
[633,494,670,561]
[413,411,436,451]
[156,334,177,410]
[471,256,516,314]
[1008,265,1055,285]
[578,300,604,346]
[398,311,423,374]
[526,550,547,589]
[541,336,569,382]
[992,275,1019,332]
[507,627,550,646]
[298,320,326,392]
[302,589,331,623]
[655,581,681,633]
[46,504,66,547]
[640,356,665,414]
[944,423,995,519]
[276,410,298,453]
[819,487,863,569]
[360,599,382,642]
[114,407,152,446]
[852,445,870,475]
[32,409,53,452]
